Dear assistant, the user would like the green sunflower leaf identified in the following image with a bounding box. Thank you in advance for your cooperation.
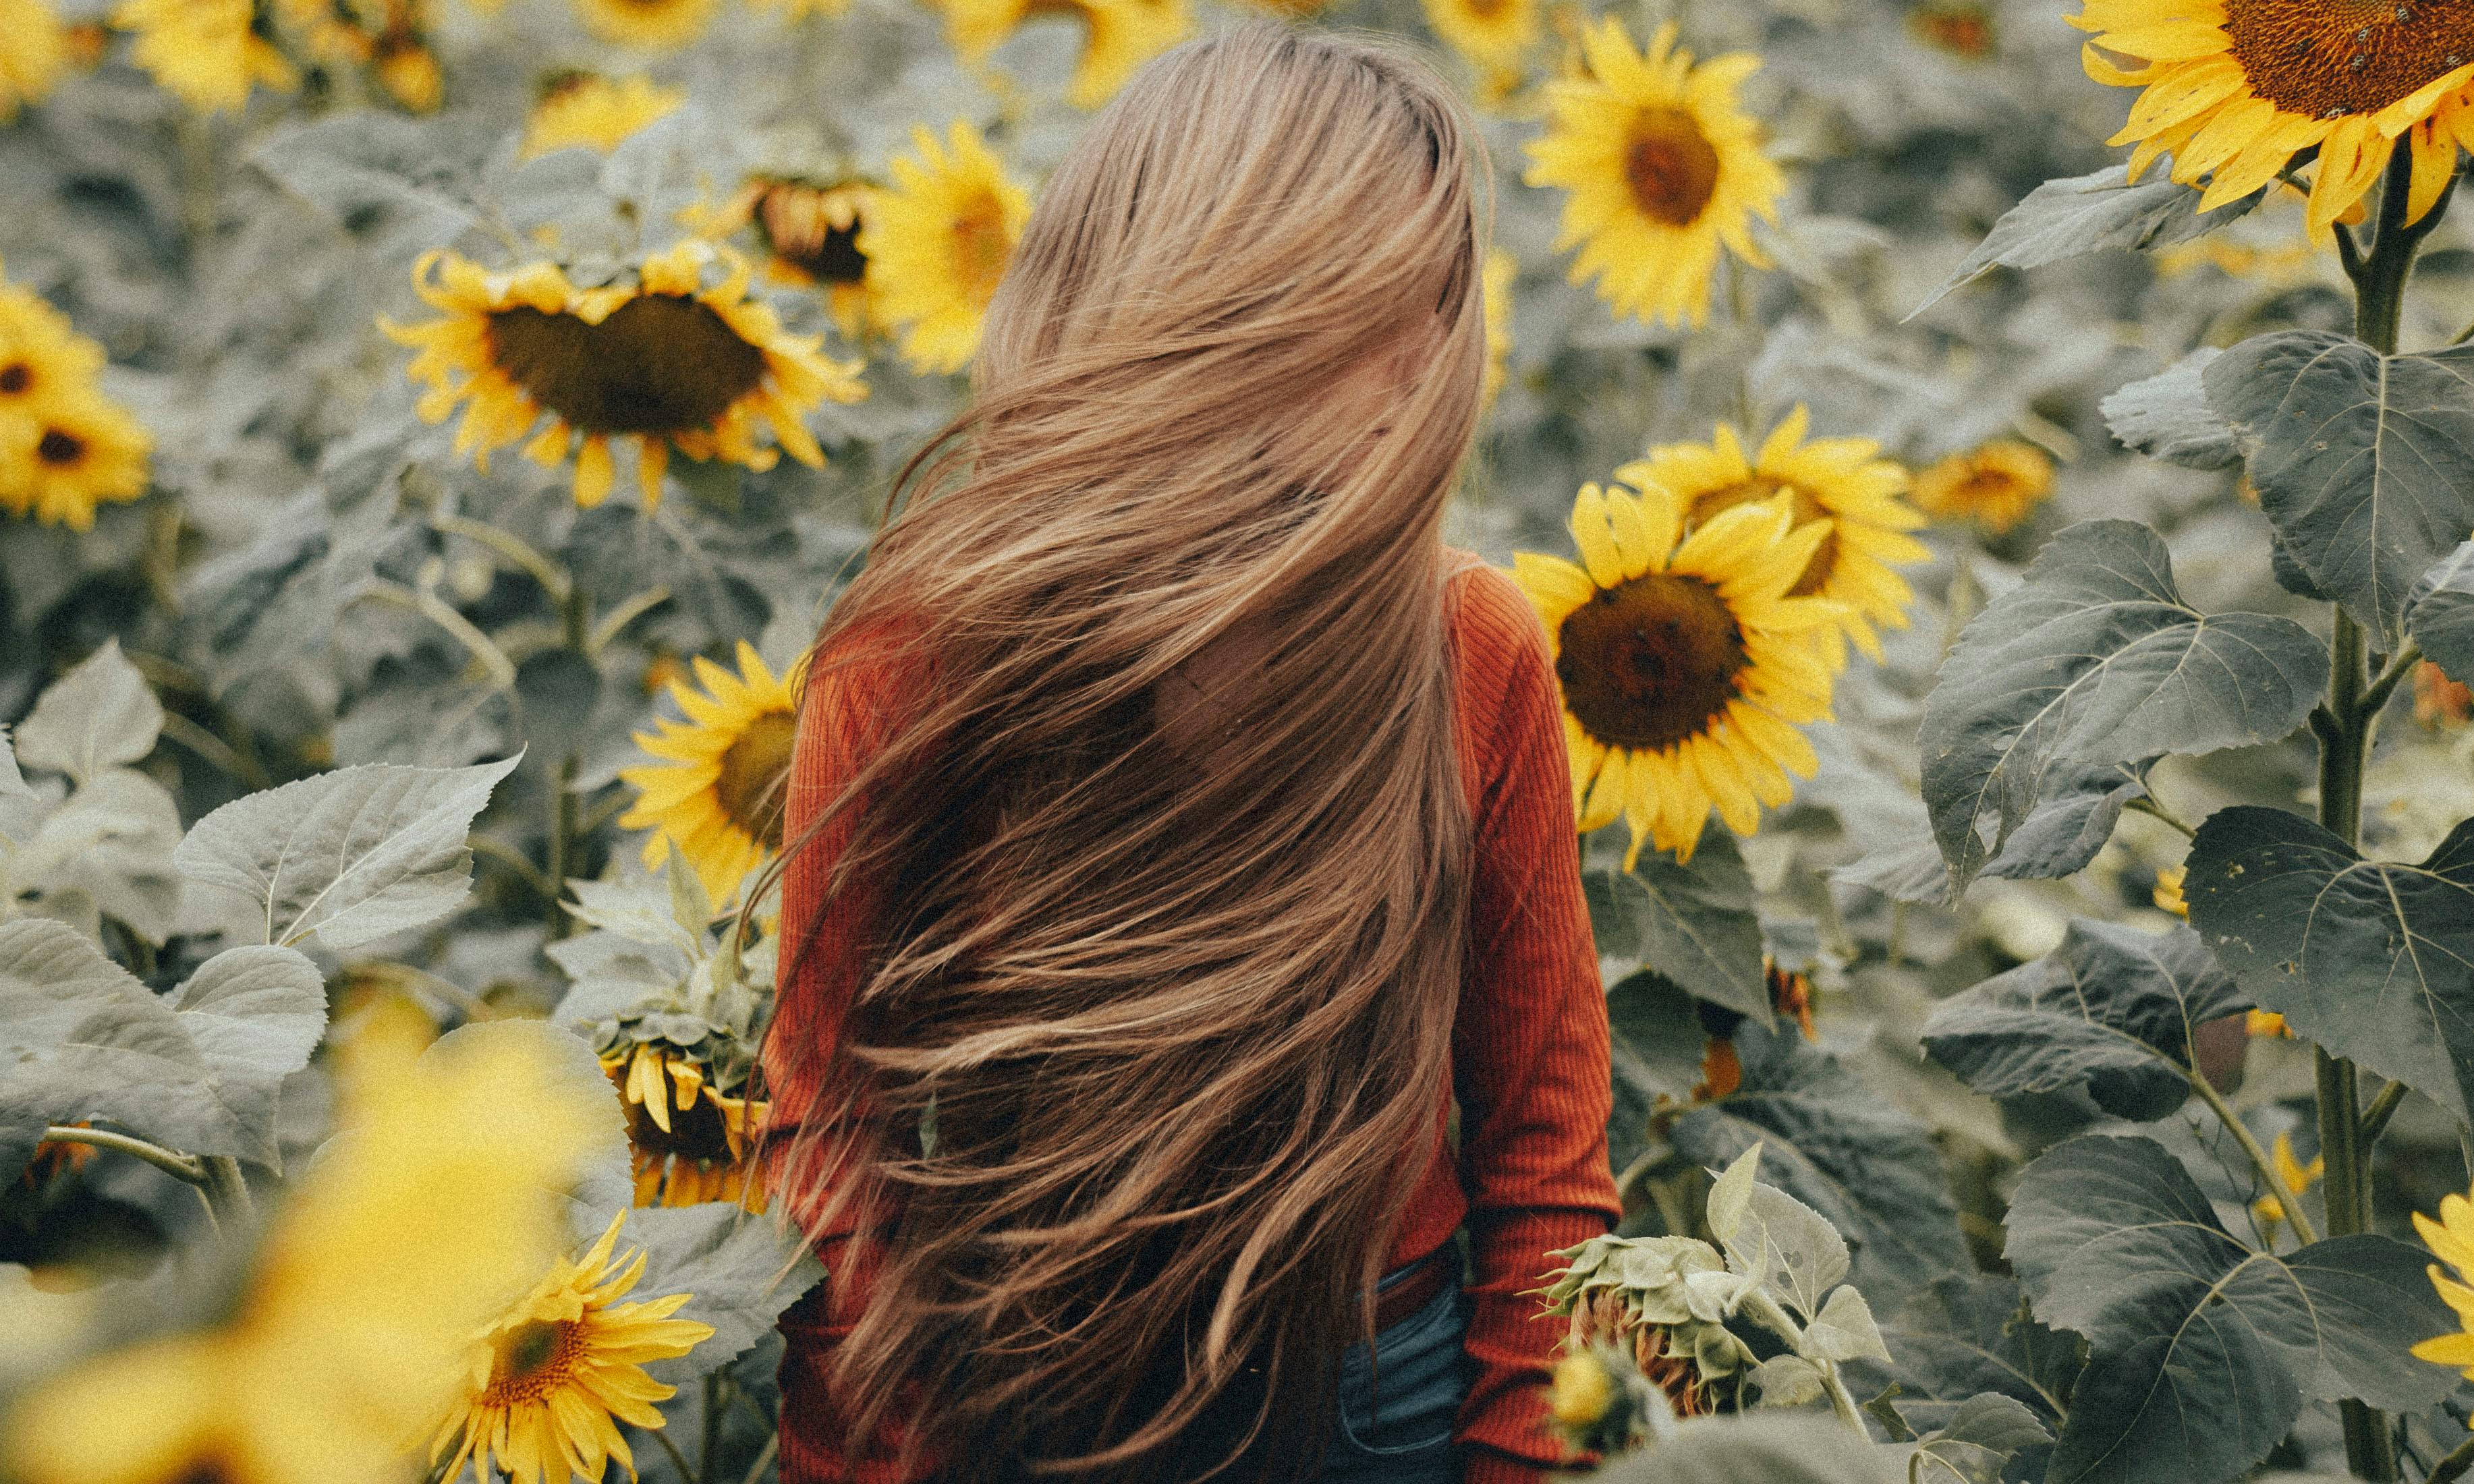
[621,1203,824,1388]
[1919,520,2326,896]
[2407,538,2474,685]
[1847,1274,2079,1437]
[2102,348,2242,470]
[1919,919,2249,1122]
[1589,831,1768,1027]
[1590,1413,1903,1484]
[172,753,522,951]
[1905,1392,2050,1484]
[1836,762,2145,905]
[1908,164,2261,319]
[164,945,329,1175]
[2205,331,2474,648]
[2184,805,2474,1123]
[2006,1135,2452,1484]
[13,640,163,788]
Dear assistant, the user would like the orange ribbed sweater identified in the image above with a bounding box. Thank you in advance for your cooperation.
[765,552,1621,1484]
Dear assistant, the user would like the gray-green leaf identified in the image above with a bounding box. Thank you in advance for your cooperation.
[2102,349,2242,470]
[165,946,328,1174]
[1909,165,2260,318]
[14,640,164,786]
[623,1203,824,1387]
[1838,762,2145,905]
[2407,540,2474,685]
[2185,806,2474,1123]
[1907,1393,2051,1484]
[1919,521,2325,895]
[1589,831,1768,1027]
[172,754,522,950]
[1593,1413,1903,1484]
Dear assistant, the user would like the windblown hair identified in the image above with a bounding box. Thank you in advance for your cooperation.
[760,25,1490,1483]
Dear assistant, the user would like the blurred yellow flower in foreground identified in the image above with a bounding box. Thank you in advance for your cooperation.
[0,0,67,120]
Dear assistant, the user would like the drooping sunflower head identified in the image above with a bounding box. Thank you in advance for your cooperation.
[1911,437,2055,536]
[600,1043,770,1209]
[1614,407,1926,668]
[617,639,804,905]
[522,71,683,159]
[430,1211,715,1484]
[1,389,152,532]
[110,0,299,113]
[381,239,866,510]
[0,0,69,121]
[571,0,719,49]
[2073,0,2474,232]
[944,0,1191,109]
[1421,0,1540,101]
[1511,476,1843,867]
[700,175,881,341]
[1521,17,1784,328]
[858,120,1032,375]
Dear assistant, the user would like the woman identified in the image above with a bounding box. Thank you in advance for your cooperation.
[759,24,1619,1484]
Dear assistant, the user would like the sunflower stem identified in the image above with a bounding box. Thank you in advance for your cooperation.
[650,1421,696,1484]
[2362,645,2425,721]
[733,1433,777,1484]
[38,1126,206,1185]
[2431,1431,2474,1484]
[2361,1079,2409,1149]
[2188,1062,2317,1247]
[198,1155,254,1226]
[700,1371,725,1484]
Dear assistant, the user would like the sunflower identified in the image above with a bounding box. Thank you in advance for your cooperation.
[2073,0,2474,233]
[1614,408,1927,668]
[571,0,718,48]
[748,0,845,17]
[381,239,865,511]
[0,0,67,120]
[2413,1187,2474,1391]
[111,0,298,113]
[1911,0,1996,60]
[2152,863,2188,917]
[1521,18,1784,329]
[2419,660,2474,726]
[2251,1130,2322,1242]
[430,1211,714,1484]
[618,639,802,904]
[702,175,878,339]
[944,0,1190,109]
[1911,438,2055,536]
[1480,246,1515,410]
[1511,478,1842,867]
[860,121,1032,375]
[1422,0,1538,101]
[522,72,685,159]
[0,282,106,419]
[373,35,442,110]
[1,389,152,532]
[602,1043,770,1209]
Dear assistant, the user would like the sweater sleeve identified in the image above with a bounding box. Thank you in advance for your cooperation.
[1448,569,1624,1484]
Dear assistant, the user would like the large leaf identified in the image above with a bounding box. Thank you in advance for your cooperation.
[623,1204,826,1387]
[1592,1414,1903,1484]
[1906,1393,2051,1484]
[1852,1274,2079,1433]
[0,724,28,799]
[2206,331,2474,647]
[1587,831,1768,1026]
[172,754,522,950]
[1920,920,2248,1120]
[1909,165,2259,317]
[1919,521,2325,895]
[14,769,186,942]
[1668,1021,1966,1309]
[2407,539,2474,685]
[2102,349,2242,471]
[165,946,329,1175]
[2185,807,2474,1122]
[2006,1135,2452,1484]
[13,640,163,786]
[1836,762,2145,906]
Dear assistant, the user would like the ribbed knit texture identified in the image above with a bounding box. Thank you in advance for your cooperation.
[766,552,1621,1484]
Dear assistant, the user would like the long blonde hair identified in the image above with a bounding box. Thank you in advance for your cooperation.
[762,25,1490,1482]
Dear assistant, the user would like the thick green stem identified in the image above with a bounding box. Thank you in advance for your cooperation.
[546,582,589,939]
[198,1154,254,1226]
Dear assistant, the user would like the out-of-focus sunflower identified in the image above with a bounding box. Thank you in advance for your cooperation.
[860,121,1032,375]
[430,1211,714,1484]
[602,1043,769,1208]
[0,283,105,419]
[2152,863,2187,917]
[381,239,865,510]
[2251,1130,2322,1242]
[111,0,299,113]
[522,71,684,159]
[2412,1187,2474,1386]
[1480,247,1515,410]
[1911,0,1995,60]
[2248,1008,2289,1037]
[1,389,152,532]
[618,639,803,904]
[1615,408,1927,668]
[572,0,719,48]
[2071,0,2474,233]
[1912,438,2055,536]
[1422,0,1538,101]
[1511,478,1842,867]
[0,0,67,119]
[702,175,878,339]
[944,0,1189,109]
[1522,18,1783,328]
[748,0,845,18]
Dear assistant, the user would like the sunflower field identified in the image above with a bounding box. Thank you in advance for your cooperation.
[20,0,2474,1480]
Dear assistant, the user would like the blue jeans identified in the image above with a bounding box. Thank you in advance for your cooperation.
[1322,1265,1473,1482]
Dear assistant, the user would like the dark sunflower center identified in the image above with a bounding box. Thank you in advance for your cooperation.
[714,710,797,848]
[484,1319,582,1404]
[1913,3,1995,58]
[1623,109,1722,227]
[2223,0,2474,119]
[625,1079,739,1162]
[1463,0,1512,20]
[485,293,767,438]
[1685,478,1837,596]
[167,1456,236,1484]
[0,363,30,395]
[36,429,84,467]
[758,186,868,285]
[949,196,1013,304]
[1554,572,1748,751]
[1957,469,2021,503]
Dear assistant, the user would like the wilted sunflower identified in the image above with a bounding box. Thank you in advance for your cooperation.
[1615,408,1927,668]
[2413,1188,2474,1388]
[1522,18,1784,328]
[1422,0,1538,101]
[2073,0,2474,232]
[945,0,1190,109]
[111,0,298,113]
[522,72,684,159]
[571,0,718,49]
[1911,438,2055,536]
[382,239,865,511]
[860,121,1032,375]
[1480,247,1515,410]
[602,1043,770,1209]
[618,639,802,904]
[1,389,152,532]
[1511,478,1841,867]
[0,0,67,120]
[430,1211,714,1484]
[703,175,878,339]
